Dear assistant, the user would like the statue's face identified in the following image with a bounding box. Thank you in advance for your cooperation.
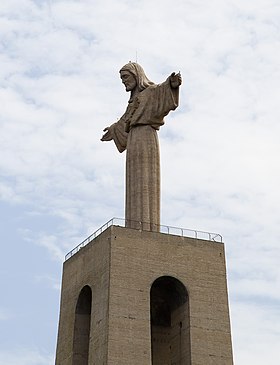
[120,70,137,92]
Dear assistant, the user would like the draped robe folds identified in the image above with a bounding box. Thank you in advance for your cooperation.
[109,78,179,231]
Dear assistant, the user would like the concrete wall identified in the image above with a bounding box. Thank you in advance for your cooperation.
[55,229,111,365]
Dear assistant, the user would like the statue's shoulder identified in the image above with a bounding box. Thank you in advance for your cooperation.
[140,84,158,95]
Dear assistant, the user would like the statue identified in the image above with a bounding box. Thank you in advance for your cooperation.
[101,62,181,231]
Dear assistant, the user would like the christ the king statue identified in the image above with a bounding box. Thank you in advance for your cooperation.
[101,62,182,231]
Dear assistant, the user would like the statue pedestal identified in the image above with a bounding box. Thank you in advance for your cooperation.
[56,225,233,365]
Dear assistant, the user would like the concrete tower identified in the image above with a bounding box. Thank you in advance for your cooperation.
[55,221,233,364]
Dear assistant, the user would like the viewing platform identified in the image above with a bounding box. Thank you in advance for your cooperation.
[65,217,223,260]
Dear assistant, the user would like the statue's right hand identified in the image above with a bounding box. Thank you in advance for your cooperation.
[101,127,113,141]
[169,72,182,88]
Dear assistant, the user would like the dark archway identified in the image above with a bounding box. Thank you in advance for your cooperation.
[72,285,92,365]
[150,276,191,365]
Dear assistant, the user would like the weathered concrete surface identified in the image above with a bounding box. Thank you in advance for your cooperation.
[55,230,111,365]
[55,226,233,365]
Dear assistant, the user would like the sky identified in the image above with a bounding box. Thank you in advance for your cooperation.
[0,0,280,363]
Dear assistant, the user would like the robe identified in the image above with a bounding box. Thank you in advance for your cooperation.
[109,78,179,231]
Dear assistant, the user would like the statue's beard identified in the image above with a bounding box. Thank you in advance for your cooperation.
[125,85,133,91]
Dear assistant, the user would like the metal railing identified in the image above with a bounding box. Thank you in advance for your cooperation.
[65,218,222,261]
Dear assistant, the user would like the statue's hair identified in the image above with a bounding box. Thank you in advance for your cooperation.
[119,62,155,91]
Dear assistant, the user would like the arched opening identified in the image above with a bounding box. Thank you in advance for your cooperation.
[72,285,92,365]
[150,276,191,365]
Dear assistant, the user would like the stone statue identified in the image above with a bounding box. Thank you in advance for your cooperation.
[101,62,181,231]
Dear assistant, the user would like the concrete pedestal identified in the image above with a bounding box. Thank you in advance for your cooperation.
[56,225,233,365]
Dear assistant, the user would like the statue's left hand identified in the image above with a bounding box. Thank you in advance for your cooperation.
[169,72,182,88]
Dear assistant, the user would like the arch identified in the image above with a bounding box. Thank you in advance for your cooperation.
[150,276,191,365]
[72,285,92,365]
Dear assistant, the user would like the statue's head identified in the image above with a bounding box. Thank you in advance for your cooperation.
[119,62,155,92]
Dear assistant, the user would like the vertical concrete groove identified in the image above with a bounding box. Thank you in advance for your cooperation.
[106,235,112,365]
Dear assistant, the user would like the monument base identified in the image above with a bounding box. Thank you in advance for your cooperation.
[56,225,233,365]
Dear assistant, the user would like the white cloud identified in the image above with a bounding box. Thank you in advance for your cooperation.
[21,229,65,261]
[35,274,61,291]
[0,349,53,365]
[231,301,280,364]
[0,308,12,321]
